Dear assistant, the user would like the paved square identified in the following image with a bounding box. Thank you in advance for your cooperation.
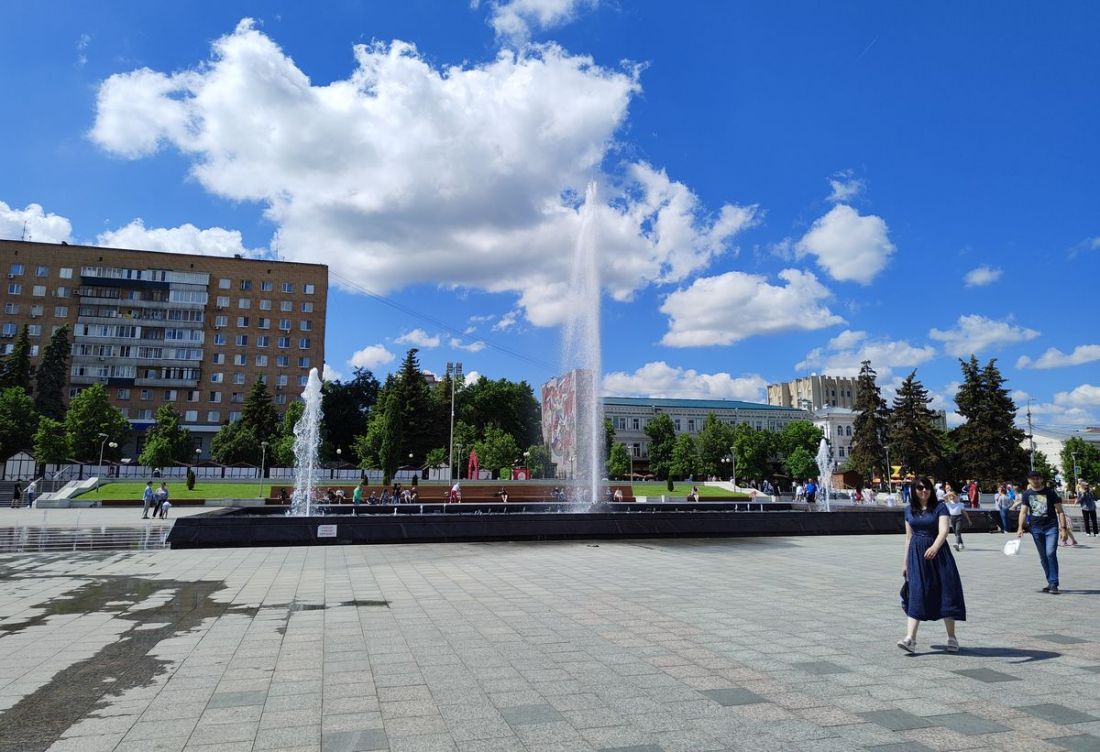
[1,527,1098,751]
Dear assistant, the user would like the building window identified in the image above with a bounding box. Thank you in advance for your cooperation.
[3,303,16,314]
[260,280,273,292]
[6,283,20,295]
[184,410,198,422]
[259,299,271,310]
[233,354,246,366]
[280,300,292,312]
[140,390,151,400]
[298,338,310,349]
[299,320,312,331]
[255,354,268,366]
[233,372,245,385]
[215,315,228,327]
[187,390,200,402]
[276,355,288,367]
[212,353,225,364]
[304,283,315,295]
[845,425,852,436]
[274,394,287,405]
[238,298,250,309]
[838,447,846,458]
[231,391,244,403]
[211,372,224,383]
[216,296,230,308]
[209,391,222,403]
[55,287,68,298]
[237,316,249,327]
[300,301,313,313]
[54,306,67,317]
[688,419,695,432]
[235,335,248,346]
[117,388,130,399]
[213,333,226,345]
[59,267,72,279]
[229,411,242,422]
[281,282,293,293]
[298,357,310,367]
[240,280,252,291]
[279,318,291,331]
[207,410,221,422]
[258,317,270,329]
[25,324,39,337]
[163,389,177,400]
[277,374,288,387]
[35,265,48,277]
[632,418,640,430]
[257,335,270,347]
[219,278,231,289]
[10,264,24,276]
[277,337,290,348]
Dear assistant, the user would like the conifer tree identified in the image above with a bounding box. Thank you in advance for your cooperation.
[0,325,33,392]
[954,356,1028,486]
[888,371,942,476]
[849,360,890,484]
[34,325,70,421]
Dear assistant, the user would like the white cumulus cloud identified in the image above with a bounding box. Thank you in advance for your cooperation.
[450,338,487,352]
[928,314,1040,358]
[96,219,261,257]
[604,361,767,401]
[322,363,343,382]
[963,265,1003,287]
[796,329,936,380]
[91,20,756,328]
[394,328,442,348]
[1016,344,1100,370]
[0,200,73,244]
[1054,384,1100,408]
[348,345,395,370]
[486,0,597,46]
[826,170,864,203]
[795,204,895,284]
[659,268,844,347]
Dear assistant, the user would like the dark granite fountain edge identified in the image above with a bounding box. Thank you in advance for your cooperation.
[166,503,1005,548]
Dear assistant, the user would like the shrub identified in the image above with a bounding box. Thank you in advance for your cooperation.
[186,467,196,491]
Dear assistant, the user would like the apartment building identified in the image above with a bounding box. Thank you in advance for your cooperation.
[767,374,860,410]
[0,239,327,457]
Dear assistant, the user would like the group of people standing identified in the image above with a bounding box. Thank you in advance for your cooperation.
[140,481,171,519]
[899,469,1076,654]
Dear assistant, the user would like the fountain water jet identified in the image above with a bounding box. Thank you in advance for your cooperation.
[289,367,324,516]
[560,183,605,504]
[814,438,835,512]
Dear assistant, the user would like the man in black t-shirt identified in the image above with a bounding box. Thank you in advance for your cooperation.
[1016,470,1068,594]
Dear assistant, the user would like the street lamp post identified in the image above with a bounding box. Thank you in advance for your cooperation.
[623,443,633,482]
[729,444,737,489]
[455,444,463,480]
[523,450,530,479]
[95,433,112,492]
[884,444,892,494]
[259,441,269,499]
[446,362,463,480]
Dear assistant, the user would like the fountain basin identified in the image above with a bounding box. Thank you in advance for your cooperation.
[162,502,976,548]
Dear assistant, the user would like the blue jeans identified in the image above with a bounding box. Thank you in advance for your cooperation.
[1030,524,1059,587]
[999,508,1010,532]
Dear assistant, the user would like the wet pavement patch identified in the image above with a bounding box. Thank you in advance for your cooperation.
[0,573,255,752]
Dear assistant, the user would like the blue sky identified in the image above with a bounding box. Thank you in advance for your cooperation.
[1,1,1098,432]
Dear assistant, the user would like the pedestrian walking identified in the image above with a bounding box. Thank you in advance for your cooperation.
[897,476,966,653]
[967,479,980,510]
[945,492,969,550]
[11,481,22,509]
[153,482,169,517]
[805,479,817,504]
[352,480,365,515]
[994,485,1011,533]
[1017,470,1068,594]
[25,479,37,508]
[141,481,155,519]
[1078,482,1097,537]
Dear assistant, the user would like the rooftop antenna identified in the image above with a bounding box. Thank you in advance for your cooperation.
[273,230,281,261]
[20,221,28,241]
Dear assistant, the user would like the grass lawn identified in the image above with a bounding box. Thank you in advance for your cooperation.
[631,482,750,499]
[78,481,269,500]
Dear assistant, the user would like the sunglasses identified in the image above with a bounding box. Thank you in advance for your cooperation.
[914,486,931,492]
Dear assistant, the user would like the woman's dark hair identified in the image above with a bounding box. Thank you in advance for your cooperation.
[909,475,935,515]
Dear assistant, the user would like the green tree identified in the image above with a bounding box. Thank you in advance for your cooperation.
[34,324,71,421]
[785,446,817,481]
[64,383,130,461]
[1061,436,1100,487]
[210,421,258,466]
[604,417,615,461]
[241,380,280,443]
[377,391,402,480]
[697,414,735,478]
[0,386,38,458]
[0,326,33,392]
[211,380,282,465]
[1032,449,1056,485]
[732,423,773,481]
[643,413,676,480]
[33,416,68,465]
[888,371,943,476]
[457,375,542,451]
[139,404,193,468]
[849,360,890,484]
[669,433,698,480]
[474,425,520,477]
[271,399,304,467]
[778,420,824,458]
[321,367,380,463]
[607,442,630,479]
[525,443,551,479]
[425,446,448,470]
[954,356,1029,486]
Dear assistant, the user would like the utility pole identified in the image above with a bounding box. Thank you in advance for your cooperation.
[1027,400,1035,472]
[446,362,462,481]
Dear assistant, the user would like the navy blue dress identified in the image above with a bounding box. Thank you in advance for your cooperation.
[904,502,966,621]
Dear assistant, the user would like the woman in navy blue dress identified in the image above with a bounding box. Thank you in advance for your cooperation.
[898,476,966,653]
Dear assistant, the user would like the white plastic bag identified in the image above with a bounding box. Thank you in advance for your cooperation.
[1003,538,1021,556]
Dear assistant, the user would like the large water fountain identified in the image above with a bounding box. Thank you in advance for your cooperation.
[560,183,605,503]
[814,438,835,512]
[288,367,324,516]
